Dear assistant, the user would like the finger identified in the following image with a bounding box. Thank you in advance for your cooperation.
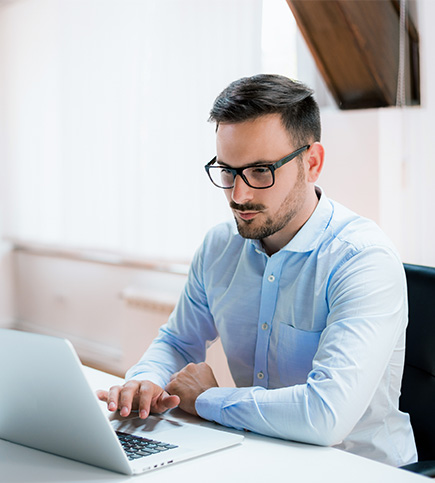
[165,380,176,396]
[164,381,182,406]
[106,385,124,412]
[96,389,108,402]
[137,381,156,419]
[137,383,180,418]
[118,381,142,417]
[154,391,180,413]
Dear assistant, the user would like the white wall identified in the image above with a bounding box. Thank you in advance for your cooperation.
[0,0,262,261]
[318,103,434,266]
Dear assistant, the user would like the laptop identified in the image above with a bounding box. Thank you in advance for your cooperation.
[0,329,243,475]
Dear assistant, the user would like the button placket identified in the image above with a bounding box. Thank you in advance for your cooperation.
[253,255,285,388]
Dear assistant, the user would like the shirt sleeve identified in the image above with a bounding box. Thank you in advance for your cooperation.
[195,246,408,447]
[125,241,218,389]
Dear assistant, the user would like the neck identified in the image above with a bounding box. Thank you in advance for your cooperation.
[262,187,320,256]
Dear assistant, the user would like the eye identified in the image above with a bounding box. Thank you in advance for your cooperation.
[247,166,272,178]
[251,167,270,175]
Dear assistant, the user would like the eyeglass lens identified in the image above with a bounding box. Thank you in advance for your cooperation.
[209,166,273,189]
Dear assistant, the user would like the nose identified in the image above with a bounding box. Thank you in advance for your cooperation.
[230,175,254,205]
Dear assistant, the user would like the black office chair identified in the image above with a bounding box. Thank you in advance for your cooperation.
[399,263,435,477]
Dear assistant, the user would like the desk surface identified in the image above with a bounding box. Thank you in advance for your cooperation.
[0,367,427,483]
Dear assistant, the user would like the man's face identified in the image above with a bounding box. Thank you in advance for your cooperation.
[215,114,314,254]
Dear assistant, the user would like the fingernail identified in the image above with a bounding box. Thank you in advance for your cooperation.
[120,406,129,416]
[108,402,116,411]
[140,409,148,419]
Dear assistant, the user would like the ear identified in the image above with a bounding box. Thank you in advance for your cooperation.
[306,142,324,183]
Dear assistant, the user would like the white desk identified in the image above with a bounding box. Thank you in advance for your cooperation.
[0,367,427,483]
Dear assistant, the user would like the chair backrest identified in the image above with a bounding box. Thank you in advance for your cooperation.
[399,263,435,461]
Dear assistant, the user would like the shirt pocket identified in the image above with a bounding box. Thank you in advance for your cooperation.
[277,323,322,386]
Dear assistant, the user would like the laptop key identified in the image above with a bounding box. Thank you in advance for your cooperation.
[137,450,153,456]
[116,431,178,460]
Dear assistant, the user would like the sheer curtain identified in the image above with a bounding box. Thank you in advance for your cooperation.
[0,0,290,260]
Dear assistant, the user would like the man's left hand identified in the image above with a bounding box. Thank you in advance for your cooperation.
[165,362,219,416]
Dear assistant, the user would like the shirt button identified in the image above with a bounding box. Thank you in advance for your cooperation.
[257,371,264,380]
[261,323,269,330]
[268,275,275,282]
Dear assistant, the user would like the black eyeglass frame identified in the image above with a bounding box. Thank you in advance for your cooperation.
[204,144,310,190]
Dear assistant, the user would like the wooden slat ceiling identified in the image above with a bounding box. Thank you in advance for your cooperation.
[286,0,420,109]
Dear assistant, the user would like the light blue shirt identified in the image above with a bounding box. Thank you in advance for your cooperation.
[127,188,417,466]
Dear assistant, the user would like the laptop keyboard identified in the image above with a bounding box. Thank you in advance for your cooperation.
[116,431,178,461]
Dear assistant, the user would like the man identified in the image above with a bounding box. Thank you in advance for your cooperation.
[98,74,417,466]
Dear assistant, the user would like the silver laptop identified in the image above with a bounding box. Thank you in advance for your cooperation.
[0,329,243,475]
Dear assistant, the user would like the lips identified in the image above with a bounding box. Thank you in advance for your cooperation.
[230,202,265,222]
[235,210,260,221]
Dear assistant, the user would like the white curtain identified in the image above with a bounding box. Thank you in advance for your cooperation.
[0,0,264,260]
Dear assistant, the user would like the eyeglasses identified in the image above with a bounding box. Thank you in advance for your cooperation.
[204,145,310,190]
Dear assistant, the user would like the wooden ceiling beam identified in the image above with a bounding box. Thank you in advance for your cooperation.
[286,0,420,109]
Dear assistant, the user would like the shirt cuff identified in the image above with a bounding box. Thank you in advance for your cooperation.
[195,387,238,424]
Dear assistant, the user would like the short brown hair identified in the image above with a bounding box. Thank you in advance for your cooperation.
[209,74,321,147]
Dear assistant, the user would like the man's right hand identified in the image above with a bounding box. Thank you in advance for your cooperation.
[97,380,180,419]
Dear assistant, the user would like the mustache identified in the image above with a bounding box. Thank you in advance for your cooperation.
[230,201,265,212]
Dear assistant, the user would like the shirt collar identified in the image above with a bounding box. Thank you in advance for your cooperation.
[280,186,333,253]
[243,186,334,255]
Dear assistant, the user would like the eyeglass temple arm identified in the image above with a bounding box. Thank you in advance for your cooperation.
[272,145,310,170]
